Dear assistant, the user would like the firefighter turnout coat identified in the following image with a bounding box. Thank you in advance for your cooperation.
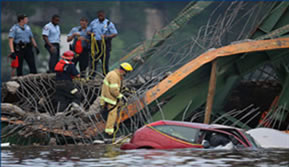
[100,69,123,106]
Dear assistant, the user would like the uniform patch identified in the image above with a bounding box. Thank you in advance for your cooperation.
[43,26,49,31]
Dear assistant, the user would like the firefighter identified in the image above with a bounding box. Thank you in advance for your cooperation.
[67,17,90,77]
[100,62,133,139]
[87,10,118,77]
[42,15,61,73]
[54,51,80,112]
[8,14,39,76]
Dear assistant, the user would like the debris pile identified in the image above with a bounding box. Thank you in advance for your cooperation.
[1,72,166,145]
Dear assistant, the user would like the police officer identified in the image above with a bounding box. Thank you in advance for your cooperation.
[87,10,118,76]
[54,51,80,112]
[67,17,89,77]
[8,14,39,76]
[42,14,61,73]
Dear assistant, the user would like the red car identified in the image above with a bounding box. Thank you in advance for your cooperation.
[121,120,259,150]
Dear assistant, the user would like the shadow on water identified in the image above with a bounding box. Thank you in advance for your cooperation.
[1,145,289,167]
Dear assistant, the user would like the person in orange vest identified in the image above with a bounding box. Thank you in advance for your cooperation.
[67,17,90,77]
[100,62,133,140]
[54,51,80,112]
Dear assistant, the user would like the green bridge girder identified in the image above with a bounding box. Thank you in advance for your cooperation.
[150,2,289,128]
[152,49,289,126]
[111,1,213,69]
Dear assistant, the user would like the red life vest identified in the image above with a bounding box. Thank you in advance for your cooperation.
[54,59,73,72]
[74,40,83,54]
[11,56,19,68]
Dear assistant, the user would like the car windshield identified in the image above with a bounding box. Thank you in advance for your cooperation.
[153,125,199,143]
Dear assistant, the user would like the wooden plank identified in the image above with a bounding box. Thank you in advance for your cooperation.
[204,60,217,124]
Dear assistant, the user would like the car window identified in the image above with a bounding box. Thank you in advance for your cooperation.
[216,129,249,147]
[153,125,199,143]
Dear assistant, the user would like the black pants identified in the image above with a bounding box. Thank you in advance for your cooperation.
[45,43,60,73]
[90,40,111,77]
[15,44,37,76]
[73,47,89,77]
[55,80,80,112]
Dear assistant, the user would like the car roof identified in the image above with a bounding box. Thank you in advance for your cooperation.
[149,120,239,130]
[210,124,238,129]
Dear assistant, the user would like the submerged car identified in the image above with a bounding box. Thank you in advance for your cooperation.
[121,120,260,150]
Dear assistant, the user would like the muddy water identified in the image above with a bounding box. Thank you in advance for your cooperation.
[1,145,289,167]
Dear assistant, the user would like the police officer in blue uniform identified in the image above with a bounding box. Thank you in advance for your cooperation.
[8,14,39,76]
[87,10,118,76]
[42,15,61,73]
[54,51,80,112]
[67,17,89,77]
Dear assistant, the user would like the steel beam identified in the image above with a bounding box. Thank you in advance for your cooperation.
[111,1,212,69]
[120,38,289,123]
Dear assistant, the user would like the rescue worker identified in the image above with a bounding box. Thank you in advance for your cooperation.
[100,62,133,139]
[8,14,39,76]
[87,10,118,77]
[54,51,80,112]
[67,17,89,77]
[42,15,61,73]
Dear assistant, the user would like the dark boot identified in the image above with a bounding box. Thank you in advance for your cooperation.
[103,133,113,144]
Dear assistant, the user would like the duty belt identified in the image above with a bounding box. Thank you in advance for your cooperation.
[14,42,31,51]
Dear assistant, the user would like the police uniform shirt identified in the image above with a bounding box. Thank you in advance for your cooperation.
[56,64,79,81]
[87,18,118,40]
[42,22,61,43]
[67,26,89,48]
[8,24,33,44]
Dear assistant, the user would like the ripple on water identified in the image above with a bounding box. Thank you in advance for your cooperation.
[1,146,289,167]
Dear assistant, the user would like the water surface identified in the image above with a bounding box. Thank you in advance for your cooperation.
[2,145,289,167]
